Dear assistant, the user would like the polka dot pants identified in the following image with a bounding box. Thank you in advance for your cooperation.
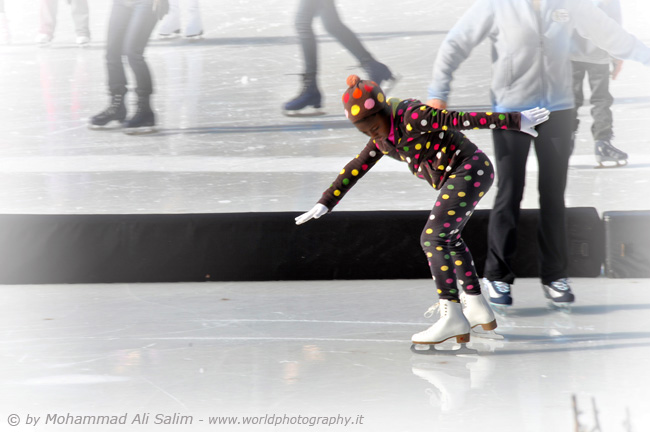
[421,150,494,302]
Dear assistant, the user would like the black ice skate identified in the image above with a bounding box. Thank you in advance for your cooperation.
[541,278,575,312]
[88,94,127,129]
[185,31,203,41]
[123,96,156,135]
[361,59,398,93]
[159,29,180,39]
[483,278,513,316]
[595,139,628,168]
[282,74,324,117]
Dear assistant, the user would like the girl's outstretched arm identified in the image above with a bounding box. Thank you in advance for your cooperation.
[294,139,384,225]
[403,103,548,136]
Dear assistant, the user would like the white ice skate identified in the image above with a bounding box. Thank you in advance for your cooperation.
[460,292,503,340]
[411,365,471,412]
[35,33,52,46]
[411,300,476,355]
[76,36,90,47]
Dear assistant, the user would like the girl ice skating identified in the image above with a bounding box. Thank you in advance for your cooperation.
[295,75,549,352]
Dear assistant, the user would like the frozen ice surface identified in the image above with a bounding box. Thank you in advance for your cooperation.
[0,0,649,214]
[2,278,650,432]
[1,1,650,431]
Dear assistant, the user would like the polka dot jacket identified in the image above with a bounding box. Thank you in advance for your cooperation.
[317,98,521,210]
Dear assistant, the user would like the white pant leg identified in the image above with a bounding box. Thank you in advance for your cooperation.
[70,0,89,37]
[158,0,181,35]
[183,0,202,36]
[39,0,58,37]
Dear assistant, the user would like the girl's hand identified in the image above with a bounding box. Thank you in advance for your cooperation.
[520,107,550,137]
[295,204,328,225]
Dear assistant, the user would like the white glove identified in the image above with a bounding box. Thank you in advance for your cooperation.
[295,203,329,225]
[520,107,550,137]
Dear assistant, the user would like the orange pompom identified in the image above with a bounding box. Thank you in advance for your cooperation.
[346,74,361,87]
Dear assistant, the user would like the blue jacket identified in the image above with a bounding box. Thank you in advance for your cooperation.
[429,0,650,112]
[571,0,621,65]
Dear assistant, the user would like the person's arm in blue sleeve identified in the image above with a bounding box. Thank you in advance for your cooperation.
[574,0,650,65]
[428,0,495,104]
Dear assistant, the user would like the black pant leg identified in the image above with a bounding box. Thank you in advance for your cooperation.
[319,0,372,63]
[106,0,131,96]
[422,151,494,301]
[484,129,532,284]
[571,61,587,134]
[123,0,158,97]
[533,110,574,284]
[586,63,614,140]
[294,0,319,77]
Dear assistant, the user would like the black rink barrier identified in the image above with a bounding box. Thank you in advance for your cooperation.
[604,210,650,278]
[0,207,604,284]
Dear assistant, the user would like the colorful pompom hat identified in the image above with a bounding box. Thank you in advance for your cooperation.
[342,74,386,123]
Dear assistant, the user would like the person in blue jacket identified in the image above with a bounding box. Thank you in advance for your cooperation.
[427,0,650,312]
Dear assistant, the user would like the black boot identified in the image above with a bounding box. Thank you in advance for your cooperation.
[361,59,397,90]
[595,139,628,167]
[123,95,156,135]
[283,74,322,112]
[88,94,126,129]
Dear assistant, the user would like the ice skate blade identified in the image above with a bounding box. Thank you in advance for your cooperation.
[595,159,627,168]
[470,328,505,340]
[548,301,573,313]
[489,303,511,316]
[159,30,181,40]
[283,107,326,117]
[410,343,478,356]
[87,122,125,131]
[123,126,157,135]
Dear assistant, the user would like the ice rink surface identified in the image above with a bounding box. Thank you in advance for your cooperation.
[2,278,650,432]
[1,0,650,431]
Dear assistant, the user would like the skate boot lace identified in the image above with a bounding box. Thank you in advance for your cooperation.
[548,278,571,292]
[134,101,145,116]
[423,303,440,318]
[104,96,123,116]
[597,140,628,159]
[491,281,511,294]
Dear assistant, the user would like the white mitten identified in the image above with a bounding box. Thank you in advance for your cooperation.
[520,107,550,137]
[295,203,328,225]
